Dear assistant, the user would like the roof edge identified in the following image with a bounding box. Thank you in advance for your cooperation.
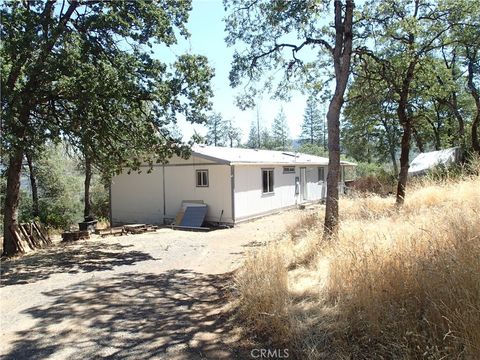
[191,150,231,165]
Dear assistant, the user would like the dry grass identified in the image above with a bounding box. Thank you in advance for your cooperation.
[234,172,480,359]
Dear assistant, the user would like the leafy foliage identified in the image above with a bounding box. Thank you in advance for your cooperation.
[298,144,328,157]
[1,1,214,253]
[19,145,83,229]
[18,144,110,230]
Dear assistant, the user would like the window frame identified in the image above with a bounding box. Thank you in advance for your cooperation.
[262,168,274,194]
[195,169,209,187]
[283,166,295,174]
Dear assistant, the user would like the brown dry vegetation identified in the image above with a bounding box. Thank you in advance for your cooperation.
[234,164,480,359]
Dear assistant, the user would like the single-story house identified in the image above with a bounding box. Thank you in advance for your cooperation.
[110,145,356,226]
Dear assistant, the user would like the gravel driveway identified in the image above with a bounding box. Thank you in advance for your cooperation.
[0,207,311,359]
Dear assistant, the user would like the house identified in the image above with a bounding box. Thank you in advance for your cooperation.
[110,145,356,226]
[408,147,462,176]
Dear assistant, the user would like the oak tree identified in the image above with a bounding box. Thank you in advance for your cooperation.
[0,1,213,255]
[225,0,355,237]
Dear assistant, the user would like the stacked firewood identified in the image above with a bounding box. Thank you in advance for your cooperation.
[9,222,52,254]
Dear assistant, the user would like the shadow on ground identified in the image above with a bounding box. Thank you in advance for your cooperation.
[2,270,245,360]
[0,242,155,287]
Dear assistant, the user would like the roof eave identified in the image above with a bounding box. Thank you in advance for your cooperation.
[191,150,231,165]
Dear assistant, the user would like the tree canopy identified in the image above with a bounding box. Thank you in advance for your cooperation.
[225,0,355,236]
[1,0,213,255]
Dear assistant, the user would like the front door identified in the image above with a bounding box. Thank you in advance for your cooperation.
[300,167,307,201]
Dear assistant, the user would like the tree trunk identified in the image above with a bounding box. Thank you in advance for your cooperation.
[466,49,480,154]
[472,111,480,154]
[310,123,314,145]
[426,109,442,150]
[390,145,398,176]
[84,157,92,219]
[381,119,398,175]
[2,149,24,256]
[324,95,342,237]
[323,0,354,239]
[396,120,411,206]
[412,126,424,153]
[450,93,466,149]
[256,107,261,148]
[25,152,39,218]
[432,110,442,150]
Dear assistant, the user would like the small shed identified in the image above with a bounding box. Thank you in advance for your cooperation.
[110,145,356,226]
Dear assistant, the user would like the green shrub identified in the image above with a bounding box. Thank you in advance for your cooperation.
[90,179,109,219]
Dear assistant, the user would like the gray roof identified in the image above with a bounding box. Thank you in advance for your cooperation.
[191,145,356,166]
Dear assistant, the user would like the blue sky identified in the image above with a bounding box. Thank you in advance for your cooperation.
[154,0,316,142]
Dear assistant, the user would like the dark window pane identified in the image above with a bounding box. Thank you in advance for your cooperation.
[268,170,274,192]
[203,172,208,186]
[318,167,324,181]
[262,170,268,193]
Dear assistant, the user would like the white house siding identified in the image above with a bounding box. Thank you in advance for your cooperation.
[233,165,299,221]
[111,155,233,225]
[163,164,233,224]
[110,147,353,226]
[305,166,326,201]
[111,167,164,225]
[233,165,337,221]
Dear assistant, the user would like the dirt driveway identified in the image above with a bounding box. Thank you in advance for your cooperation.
[0,207,313,359]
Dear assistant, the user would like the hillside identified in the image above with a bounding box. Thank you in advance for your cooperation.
[234,170,480,359]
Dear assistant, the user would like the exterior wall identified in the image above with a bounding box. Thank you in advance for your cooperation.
[234,165,327,221]
[164,164,232,224]
[111,167,164,225]
[110,154,233,226]
[233,164,352,222]
[234,165,296,221]
[110,154,349,226]
[305,166,326,200]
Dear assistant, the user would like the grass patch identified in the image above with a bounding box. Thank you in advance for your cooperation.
[234,172,480,359]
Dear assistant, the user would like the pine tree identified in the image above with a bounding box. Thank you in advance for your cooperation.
[205,113,227,146]
[246,120,260,148]
[272,108,291,150]
[226,120,242,147]
[301,97,324,147]
[260,128,275,150]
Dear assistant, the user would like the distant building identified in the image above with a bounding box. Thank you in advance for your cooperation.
[408,147,462,176]
[110,145,355,226]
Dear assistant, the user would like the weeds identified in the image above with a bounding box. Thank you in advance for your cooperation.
[235,174,480,359]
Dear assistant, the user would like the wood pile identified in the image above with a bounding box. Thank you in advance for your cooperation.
[9,222,52,254]
[94,224,158,238]
[123,224,158,234]
[61,230,90,242]
[95,227,125,238]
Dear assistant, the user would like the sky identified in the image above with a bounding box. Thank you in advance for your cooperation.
[153,0,317,143]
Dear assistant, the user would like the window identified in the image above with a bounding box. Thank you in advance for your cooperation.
[318,167,325,182]
[283,166,295,174]
[196,169,209,187]
[262,169,274,194]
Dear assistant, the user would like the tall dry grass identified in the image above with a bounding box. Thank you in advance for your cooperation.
[234,170,480,359]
